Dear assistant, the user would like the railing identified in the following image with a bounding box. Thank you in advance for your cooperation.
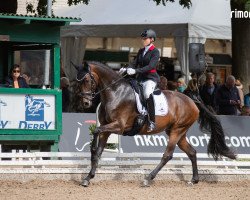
[0,152,249,171]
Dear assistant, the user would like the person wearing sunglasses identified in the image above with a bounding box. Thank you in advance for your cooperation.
[5,64,29,88]
[119,29,160,132]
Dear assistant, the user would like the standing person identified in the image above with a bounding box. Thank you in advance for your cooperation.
[235,79,244,107]
[119,29,160,132]
[199,72,219,113]
[61,77,70,112]
[244,85,250,107]
[183,78,202,102]
[5,64,29,88]
[216,75,241,115]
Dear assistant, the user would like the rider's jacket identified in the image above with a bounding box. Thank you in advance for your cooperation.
[130,45,160,83]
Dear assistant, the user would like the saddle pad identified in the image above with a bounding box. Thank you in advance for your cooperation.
[133,91,168,116]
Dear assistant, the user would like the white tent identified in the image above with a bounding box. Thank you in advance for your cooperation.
[55,0,231,79]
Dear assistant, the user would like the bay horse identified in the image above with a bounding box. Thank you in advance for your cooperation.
[74,61,236,187]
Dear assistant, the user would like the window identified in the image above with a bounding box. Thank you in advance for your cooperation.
[14,50,52,88]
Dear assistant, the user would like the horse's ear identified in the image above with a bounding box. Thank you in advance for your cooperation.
[83,61,90,72]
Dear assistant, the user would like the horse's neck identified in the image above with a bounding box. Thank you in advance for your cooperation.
[93,66,120,90]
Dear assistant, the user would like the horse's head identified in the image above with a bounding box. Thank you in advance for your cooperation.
[73,62,97,109]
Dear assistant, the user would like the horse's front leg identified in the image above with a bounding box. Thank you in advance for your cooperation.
[82,121,122,187]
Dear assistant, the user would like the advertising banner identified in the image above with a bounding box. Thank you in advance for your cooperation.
[60,113,250,155]
[0,94,55,130]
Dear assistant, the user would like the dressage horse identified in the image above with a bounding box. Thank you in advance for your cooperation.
[74,61,236,187]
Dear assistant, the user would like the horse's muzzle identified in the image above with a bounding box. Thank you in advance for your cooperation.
[82,99,92,108]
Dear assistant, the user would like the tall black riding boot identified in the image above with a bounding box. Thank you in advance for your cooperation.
[146,94,155,132]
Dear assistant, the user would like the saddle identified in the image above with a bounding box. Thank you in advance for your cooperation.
[123,79,168,136]
[129,79,146,107]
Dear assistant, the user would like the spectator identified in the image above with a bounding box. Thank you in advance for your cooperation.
[22,72,31,85]
[244,85,250,107]
[235,79,244,107]
[240,106,250,116]
[176,77,186,93]
[5,64,29,88]
[216,75,241,115]
[159,76,168,90]
[199,72,219,113]
[167,81,177,91]
[61,77,70,112]
[183,78,202,102]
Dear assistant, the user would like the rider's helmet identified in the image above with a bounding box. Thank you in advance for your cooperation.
[140,29,156,41]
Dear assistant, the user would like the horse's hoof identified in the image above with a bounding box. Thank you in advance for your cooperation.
[81,180,90,187]
[187,179,198,186]
[187,181,194,186]
[142,179,150,187]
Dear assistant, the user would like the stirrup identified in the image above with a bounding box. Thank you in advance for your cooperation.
[147,121,156,132]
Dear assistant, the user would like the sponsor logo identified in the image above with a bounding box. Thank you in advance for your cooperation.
[25,95,50,121]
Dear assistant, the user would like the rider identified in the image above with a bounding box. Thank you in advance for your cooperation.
[120,29,160,132]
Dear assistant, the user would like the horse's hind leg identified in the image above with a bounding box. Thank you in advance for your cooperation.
[143,128,184,186]
[82,131,110,187]
[177,134,199,184]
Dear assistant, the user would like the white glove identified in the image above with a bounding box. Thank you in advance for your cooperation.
[127,68,136,75]
[119,67,126,74]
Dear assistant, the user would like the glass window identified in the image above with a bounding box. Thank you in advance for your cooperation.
[14,50,52,88]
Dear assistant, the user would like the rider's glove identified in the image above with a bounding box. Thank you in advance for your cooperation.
[119,67,126,74]
[127,68,136,75]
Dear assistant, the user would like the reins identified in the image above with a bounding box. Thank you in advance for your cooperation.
[71,61,128,100]
[80,70,128,100]
[94,73,128,97]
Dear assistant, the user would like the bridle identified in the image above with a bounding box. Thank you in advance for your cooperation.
[77,71,97,100]
[77,69,128,100]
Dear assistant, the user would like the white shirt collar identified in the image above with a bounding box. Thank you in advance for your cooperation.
[144,44,153,52]
[143,44,153,56]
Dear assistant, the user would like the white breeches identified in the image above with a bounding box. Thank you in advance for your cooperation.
[142,80,157,99]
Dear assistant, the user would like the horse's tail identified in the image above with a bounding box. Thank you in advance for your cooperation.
[195,102,236,160]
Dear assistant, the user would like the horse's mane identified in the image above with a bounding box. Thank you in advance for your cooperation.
[87,61,119,80]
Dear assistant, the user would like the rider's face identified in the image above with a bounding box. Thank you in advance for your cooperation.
[141,37,152,47]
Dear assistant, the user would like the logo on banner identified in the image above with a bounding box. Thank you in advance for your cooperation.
[25,95,50,121]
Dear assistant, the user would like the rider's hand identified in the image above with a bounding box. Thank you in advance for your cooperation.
[119,67,126,74]
[127,68,136,75]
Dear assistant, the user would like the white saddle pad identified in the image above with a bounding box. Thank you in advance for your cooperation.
[133,91,168,116]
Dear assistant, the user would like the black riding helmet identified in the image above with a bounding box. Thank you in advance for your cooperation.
[140,29,156,41]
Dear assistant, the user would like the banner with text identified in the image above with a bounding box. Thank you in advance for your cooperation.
[60,113,250,154]
[0,94,55,130]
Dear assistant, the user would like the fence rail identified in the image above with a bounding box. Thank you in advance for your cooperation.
[0,152,250,170]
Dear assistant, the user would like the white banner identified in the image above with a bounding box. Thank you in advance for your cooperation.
[0,94,55,130]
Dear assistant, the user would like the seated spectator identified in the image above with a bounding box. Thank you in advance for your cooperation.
[5,64,29,88]
[176,77,186,93]
[61,77,70,112]
[159,76,168,90]
[199,72,219,113]
[22,72,31,85]
[244,85,250,107]
[216,75,241,115]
